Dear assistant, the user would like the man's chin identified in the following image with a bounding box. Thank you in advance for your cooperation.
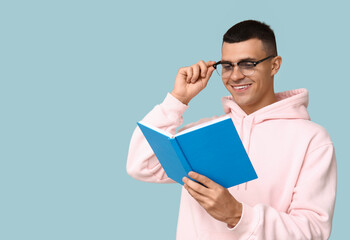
[230,93,248,105]
[231,95,252,109]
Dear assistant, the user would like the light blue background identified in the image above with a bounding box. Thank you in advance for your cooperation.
[1,0,349,239]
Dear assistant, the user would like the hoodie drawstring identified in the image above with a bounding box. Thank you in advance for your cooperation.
[235,114,256,191]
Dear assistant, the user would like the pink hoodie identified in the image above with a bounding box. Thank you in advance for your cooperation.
[127,88,336,240]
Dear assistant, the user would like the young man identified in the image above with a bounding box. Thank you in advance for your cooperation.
[127,20,336,239]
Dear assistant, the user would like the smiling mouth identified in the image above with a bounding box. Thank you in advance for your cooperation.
[232,83,252,90]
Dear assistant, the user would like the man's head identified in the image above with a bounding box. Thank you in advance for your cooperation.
[223,20,278,56]
[219,20,282,114]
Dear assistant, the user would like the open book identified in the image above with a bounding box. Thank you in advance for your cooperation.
[137,115,257,188]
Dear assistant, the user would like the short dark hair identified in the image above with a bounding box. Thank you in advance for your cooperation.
[223,20,278,56]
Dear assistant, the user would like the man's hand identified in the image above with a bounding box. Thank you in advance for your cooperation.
[171,60,216,105]
[183,171,242,228]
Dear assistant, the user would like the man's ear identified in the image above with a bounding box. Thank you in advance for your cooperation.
[271,56,282,76]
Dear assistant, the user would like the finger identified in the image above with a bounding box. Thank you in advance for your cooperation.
[184,183,207,204]
[198,60,207,78]
[188,171,219,189]
[206,61,216,67]
[186,67,193,83]
[191,64,200,83]
[183,176,211,196]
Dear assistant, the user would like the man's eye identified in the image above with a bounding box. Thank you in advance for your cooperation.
[222,64,232,71]
[239,62,255,68]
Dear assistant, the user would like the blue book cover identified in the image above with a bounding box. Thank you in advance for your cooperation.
[137,115,257,188]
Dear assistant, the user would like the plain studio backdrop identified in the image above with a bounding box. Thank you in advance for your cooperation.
[0,1,349,239]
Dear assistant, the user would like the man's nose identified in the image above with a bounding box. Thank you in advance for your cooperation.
[229,65,245,81]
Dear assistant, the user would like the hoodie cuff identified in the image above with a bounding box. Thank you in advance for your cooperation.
[226,203,259,237]
[159,93,189,122]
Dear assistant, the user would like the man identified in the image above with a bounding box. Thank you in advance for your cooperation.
[127,20,336,239]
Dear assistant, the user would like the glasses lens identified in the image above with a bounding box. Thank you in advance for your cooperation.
[215,62,256,77]
[239,62,255,76]
[216,64,232,78]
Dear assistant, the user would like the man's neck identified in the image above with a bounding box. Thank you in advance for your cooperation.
[241,95,278,115]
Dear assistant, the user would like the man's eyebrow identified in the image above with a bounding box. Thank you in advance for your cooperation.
[221,57,257,62]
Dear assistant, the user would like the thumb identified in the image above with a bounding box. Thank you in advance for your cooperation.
[208,65,216,75]
[205,64,216,79]
[201,65,215,88]
[205,61,216,78]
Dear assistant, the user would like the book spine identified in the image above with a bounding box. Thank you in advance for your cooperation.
[169,138,192,174]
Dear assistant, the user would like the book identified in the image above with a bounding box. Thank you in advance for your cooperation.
[137,115,257,188]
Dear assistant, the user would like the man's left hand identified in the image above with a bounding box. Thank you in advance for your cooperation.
[183,171,242,228]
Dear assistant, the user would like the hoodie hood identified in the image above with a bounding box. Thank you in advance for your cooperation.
[221,89,311,189]
[221,88,311,124]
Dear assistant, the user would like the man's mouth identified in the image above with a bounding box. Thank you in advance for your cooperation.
[232,83,252,91]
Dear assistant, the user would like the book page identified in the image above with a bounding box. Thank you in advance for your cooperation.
[138,121,174,138]
[176,115,231,136]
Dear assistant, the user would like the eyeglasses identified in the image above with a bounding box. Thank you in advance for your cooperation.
[213,55,275,78]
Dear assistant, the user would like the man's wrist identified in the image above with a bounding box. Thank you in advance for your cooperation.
[226,202,243,228]
[170,91,190,105]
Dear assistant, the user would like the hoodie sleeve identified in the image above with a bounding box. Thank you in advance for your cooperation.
[227,143,336,240]
[126,93,188,183]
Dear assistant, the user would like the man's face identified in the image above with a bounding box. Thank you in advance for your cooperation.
[221,39,281,114]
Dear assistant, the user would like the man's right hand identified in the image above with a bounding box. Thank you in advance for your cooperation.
[171,60,216,105]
